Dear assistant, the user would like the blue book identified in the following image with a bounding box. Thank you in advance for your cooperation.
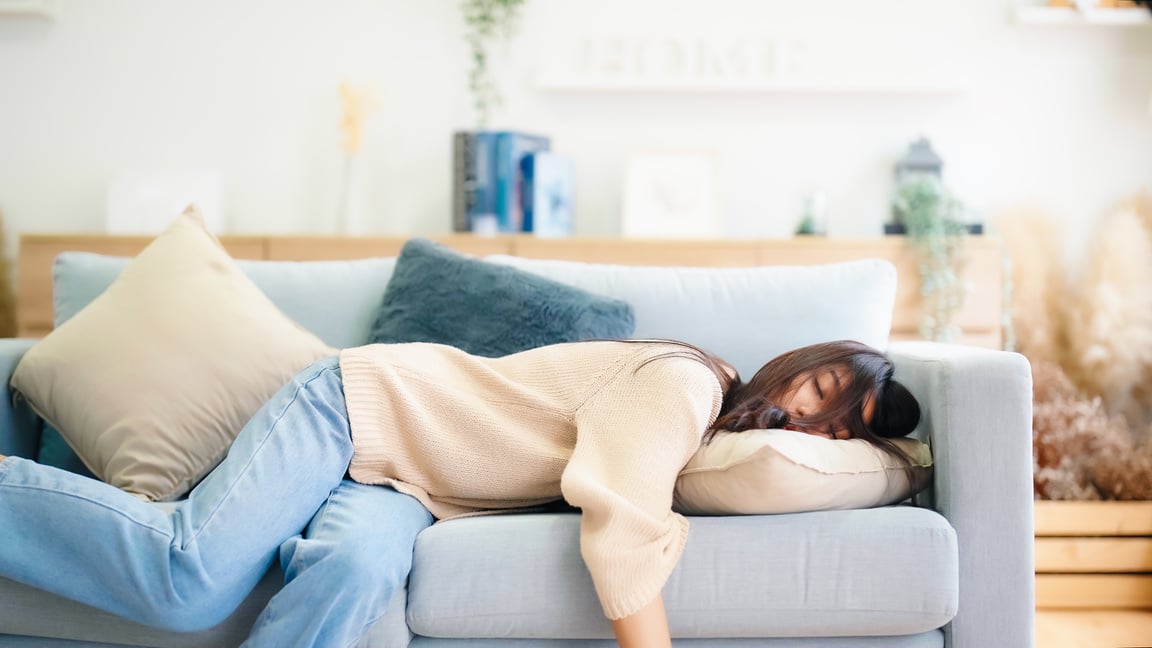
[469,132,501,232]
[521,151,574,237]
[493,131,550,233]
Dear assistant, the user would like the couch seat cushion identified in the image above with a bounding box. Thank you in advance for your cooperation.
[0,567,409,648]
[407,634,944,647]
[408,507,956,640]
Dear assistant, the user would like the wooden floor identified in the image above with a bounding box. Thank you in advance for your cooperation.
[1037,611,1152,647]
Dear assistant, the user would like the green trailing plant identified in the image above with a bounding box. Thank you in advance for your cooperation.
[892,175,970,343]
[461,0,526,128]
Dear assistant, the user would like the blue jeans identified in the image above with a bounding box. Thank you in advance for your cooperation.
[0,357,433,646]
[245,479,433,647]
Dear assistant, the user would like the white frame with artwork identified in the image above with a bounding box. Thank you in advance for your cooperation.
[621,151,723,238]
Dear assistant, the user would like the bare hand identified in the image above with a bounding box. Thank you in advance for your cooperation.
[610,594,672,648]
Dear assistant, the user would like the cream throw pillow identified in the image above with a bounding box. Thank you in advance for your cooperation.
[10,206,336,501]
[673,429,933,515]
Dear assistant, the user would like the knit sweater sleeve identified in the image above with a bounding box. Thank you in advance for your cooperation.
[560,351,723,620]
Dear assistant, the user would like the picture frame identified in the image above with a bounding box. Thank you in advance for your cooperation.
[621,151,722,238]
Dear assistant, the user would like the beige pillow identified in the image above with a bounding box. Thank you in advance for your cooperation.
[10,206,336,501]
[673,429,933,515]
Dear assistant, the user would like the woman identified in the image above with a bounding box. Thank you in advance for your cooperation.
[0,338,919,648]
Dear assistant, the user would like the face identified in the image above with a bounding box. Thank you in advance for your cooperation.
[778,366,876,440]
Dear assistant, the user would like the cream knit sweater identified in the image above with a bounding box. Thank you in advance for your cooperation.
[339,340,723,620]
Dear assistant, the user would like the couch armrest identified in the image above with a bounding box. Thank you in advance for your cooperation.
[888,341,1034,648]
[0,338,43,458]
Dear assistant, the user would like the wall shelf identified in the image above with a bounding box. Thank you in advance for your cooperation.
[1014,5,1152,26]
[535,78,967,96]
[535,34,967,96]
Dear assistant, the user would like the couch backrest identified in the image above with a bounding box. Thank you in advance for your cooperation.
[484,256,897,379]
[52,252,396,349]
[53,252,897,377]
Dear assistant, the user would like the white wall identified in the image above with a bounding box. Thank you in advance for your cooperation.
[0,0,1150,268]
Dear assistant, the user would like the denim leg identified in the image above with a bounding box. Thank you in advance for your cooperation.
[0,357,353,631]
[243,480,433,648]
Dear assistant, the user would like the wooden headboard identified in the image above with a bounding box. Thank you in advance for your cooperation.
[15,233,1005,348]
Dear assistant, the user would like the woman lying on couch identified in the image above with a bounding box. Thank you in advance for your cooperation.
[0,338,919,648]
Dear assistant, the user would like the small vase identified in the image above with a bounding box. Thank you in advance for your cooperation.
[335,155,366,235]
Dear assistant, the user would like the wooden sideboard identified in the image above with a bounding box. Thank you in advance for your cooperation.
[1035,501,1152,609]
[15,233,1006,348]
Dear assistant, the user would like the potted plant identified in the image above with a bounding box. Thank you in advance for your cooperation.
[892,175,971,342]
[461,0,527,128]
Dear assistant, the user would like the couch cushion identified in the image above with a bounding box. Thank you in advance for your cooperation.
[408,507,957,639]
[407,634,944,647]
[35,426,94,479]
[673,429,933,515]
[0,565,409,648]
[11,207,335,501]
[40,249,396,477]
[369,239,635,356]
[482,257,897,379]
[52,253,396,349]
[0,568,282,647]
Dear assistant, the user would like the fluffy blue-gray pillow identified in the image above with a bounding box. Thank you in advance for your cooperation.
[368,238,635,356]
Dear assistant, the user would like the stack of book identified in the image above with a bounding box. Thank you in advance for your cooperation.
[452,130,574,237]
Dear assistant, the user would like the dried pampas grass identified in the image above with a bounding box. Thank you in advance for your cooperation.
[1093,434,1152,501]
[1033,361,1122,500]
[994,208,1068,366]
[1032,360,1152,500]
[1002,194,1152,500]
[1064,195,1152,425]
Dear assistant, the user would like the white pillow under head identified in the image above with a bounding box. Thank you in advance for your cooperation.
[674,429,933,515]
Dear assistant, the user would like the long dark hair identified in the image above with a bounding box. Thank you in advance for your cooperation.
[622,338,916,458]
[709,339,920,462]
[629,338,920,463]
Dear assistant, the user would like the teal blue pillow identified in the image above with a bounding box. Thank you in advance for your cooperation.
[368,238,635,356]
[39,425,95,478]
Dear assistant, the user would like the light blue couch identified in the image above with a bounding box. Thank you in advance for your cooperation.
[0,250,1035,647]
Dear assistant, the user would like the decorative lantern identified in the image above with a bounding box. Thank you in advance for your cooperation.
[894,137,943,185]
